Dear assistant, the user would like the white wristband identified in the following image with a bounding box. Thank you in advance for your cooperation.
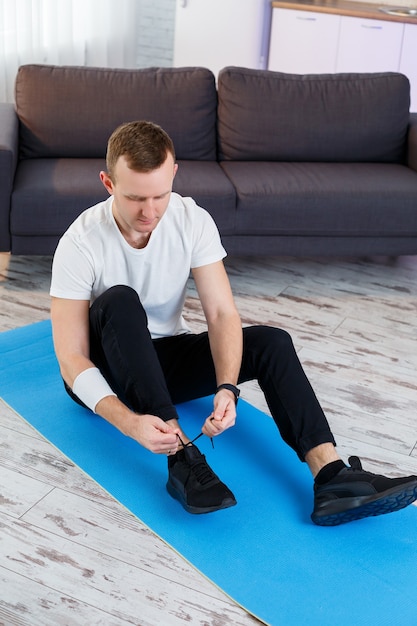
[72,367,116,413]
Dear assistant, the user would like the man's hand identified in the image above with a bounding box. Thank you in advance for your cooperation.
[202,389,237,437]
[126,412,181,454]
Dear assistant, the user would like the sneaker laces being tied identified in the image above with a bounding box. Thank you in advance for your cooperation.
[177,433,216,486]
[177,431,214,449]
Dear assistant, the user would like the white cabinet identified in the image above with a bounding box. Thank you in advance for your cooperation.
[173,0,270,79]
[399,23,417,111]
[336,16,404,72]
[268,8,340,73]
[268,6,416,111]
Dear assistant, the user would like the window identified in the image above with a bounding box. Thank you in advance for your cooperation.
[0,0,139,101]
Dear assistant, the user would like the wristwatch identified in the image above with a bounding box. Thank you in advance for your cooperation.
[216,383,240,405]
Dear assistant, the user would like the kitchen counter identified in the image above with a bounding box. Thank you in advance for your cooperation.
[271,0,417,24]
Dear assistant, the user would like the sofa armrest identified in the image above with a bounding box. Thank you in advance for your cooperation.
[407,112,417,173]
[0,103,18,251]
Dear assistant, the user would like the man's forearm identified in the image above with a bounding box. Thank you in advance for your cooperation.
[207,311,243,386]
[95,394,137,437]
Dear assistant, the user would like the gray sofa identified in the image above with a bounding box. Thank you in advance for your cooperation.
[1,63,417,256]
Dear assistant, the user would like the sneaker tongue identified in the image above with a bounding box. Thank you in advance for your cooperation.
[348,456,363,470]
[183,443,203,462]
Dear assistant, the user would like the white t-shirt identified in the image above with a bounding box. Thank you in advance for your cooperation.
[50,193,226,338]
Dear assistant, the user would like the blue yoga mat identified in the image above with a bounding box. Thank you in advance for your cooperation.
[1,320,417,625]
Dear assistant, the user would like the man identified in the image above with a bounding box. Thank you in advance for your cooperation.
[50,120,417,525]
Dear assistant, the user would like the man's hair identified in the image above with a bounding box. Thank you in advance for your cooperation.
[106,120,176,180]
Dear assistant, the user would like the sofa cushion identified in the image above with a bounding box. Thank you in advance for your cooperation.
[15,65,218,160]
[11,159,108,237]
[10,159,236,242]
[220,161,417,236]
[217,68,410,163]
[173,161,236,233]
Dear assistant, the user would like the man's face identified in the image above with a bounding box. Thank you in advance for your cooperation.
[100,153,178,244]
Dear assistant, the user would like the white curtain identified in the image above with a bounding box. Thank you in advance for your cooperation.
[0,0,139,102]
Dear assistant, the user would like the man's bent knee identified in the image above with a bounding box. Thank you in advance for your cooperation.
[96,284,139,306]
[90,285,148,327]
[244,325,293,352]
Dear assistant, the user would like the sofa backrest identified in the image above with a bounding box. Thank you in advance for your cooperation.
[15,64,218,160]
[217,67,410,163]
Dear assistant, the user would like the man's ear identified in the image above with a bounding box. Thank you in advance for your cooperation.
[99,171,114,195]
[173,163,179,179]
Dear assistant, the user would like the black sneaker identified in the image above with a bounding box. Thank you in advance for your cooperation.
[166,443,237,514]
[312,456,417,526]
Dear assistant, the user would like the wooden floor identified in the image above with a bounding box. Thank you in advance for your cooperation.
[1,252,417,626]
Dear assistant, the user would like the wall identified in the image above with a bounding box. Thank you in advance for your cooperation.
[136,0,176,67]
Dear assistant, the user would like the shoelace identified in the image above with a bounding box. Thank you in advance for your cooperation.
[191,462,215,486]
[177,431,214,449]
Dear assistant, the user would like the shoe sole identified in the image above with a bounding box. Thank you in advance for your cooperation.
[312,481,417,526]
[166,480,237,515]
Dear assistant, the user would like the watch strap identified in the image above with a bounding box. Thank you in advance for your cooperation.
[216,383,240,404]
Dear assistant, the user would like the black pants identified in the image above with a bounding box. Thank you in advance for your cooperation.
[67,285,336,461]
